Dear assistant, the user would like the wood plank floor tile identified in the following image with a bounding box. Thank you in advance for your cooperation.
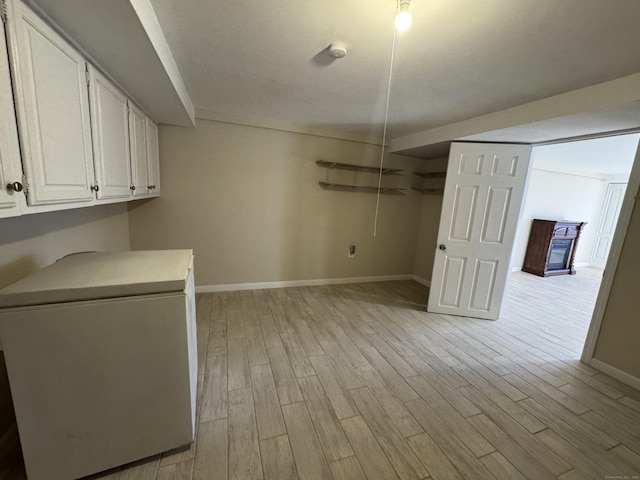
[200,355,228,422]
[479,452,526,480]
[459,385,570,475]
[250,364,286,440]
[466,413,556,480]
[319,338,366,390]
[228,388,263,480]
[349,387,428,480]
[404,399,496,480]
[455,366,546,434]
[340,416,399,480]
[228,338,251,391]
[406,433,464,480]
[281,402,332,480]
[405,355,479,418]
[156,460,193,480]
[356,364,423,438]
[266,346,304,405]
[280,332,316,378]
[535,428,635,479]
[309,355,358,420]
[259,435,298,480]
[328,456,367,480]
[519,397,619,452]
[297,376,354,462]
[405,375,494,457]
[193,419,227,480]
[360,347,419,402]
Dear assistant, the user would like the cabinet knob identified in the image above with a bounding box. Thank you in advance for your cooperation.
[439,244,447,251]
[6,182,23,192]
[90,185,100,192]
[148,185,156,190]
[130,185,136,191]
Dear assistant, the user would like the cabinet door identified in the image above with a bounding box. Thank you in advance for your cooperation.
[145,117,161,196]
[9,4,95,205]
[0,18,24,217]
[128,102,149,198]
[88,66,132,200]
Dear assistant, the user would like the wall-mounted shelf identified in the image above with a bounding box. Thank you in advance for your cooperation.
[319,182,406,195]
[413,171,446,179]
[316,160,404,176]
[412,187,444,195]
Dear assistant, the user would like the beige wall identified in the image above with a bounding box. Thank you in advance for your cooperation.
[0,203,130,441]
[128,119,424,286]
[593,198,640,377]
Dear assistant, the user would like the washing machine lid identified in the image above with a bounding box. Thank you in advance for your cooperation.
[0,250,194,308]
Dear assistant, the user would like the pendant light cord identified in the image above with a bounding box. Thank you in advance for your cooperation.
[373,25,398,237]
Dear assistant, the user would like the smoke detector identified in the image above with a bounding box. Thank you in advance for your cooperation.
[327,42,347,58]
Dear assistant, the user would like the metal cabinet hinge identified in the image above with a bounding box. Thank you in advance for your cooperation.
[85,67,90,87]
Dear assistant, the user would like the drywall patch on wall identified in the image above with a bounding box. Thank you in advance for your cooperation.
[128,119,424,286]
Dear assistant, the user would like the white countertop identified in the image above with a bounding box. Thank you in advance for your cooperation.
[0,250,194,308]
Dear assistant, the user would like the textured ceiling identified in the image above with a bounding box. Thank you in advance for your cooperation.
[149,0,640,139]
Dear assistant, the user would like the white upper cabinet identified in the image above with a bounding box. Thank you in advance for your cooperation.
[128,101,149,198]
[88,66,132,200]
[145,118,160,197]
[0,17,24,218]
[8,3,95,206]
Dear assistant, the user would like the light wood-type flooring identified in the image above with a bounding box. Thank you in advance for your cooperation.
[15,268,640,479]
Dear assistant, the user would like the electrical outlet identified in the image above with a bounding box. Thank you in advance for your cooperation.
[348,245,356,258]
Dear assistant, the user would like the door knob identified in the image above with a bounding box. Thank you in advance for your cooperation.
[439,244,447,251]
[6,182,23,192]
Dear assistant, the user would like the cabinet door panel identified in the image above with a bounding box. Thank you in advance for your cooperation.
[128,102,149,198]
[145,117,160,196]
[12,5,95,205]
[89,67,132,200]
[0,19,23,217]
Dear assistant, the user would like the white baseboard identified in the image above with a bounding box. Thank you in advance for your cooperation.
[196,274,414,293]
[511,266,523,272]
[412,275,431,287]
[590,358,640,391]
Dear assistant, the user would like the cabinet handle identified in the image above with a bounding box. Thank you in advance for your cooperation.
[130,185,136,191]
[6,182,23,192]
[90,185,100,192]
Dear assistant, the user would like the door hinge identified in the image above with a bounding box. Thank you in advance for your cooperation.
[85,66,90,87]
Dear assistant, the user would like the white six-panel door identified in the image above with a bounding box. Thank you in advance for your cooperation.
[590,182,627,269]
[428,142,532,320]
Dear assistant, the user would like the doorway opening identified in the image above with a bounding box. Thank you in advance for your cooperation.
[505,133,640,359]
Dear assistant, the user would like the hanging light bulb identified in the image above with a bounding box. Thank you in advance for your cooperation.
[395,0,412,31]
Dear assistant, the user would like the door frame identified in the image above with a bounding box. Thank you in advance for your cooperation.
[581,139,640,363]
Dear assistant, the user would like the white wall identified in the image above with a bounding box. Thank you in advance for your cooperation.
[128,119,424,287]
[512,168,609,269]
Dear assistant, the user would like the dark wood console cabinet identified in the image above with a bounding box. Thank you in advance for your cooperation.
[522,219,587,277]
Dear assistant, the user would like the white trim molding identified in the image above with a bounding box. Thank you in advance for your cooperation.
[581,141,640,363]
[590,358,640,391]
[196,274,414,293]
[412,275,431,287]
